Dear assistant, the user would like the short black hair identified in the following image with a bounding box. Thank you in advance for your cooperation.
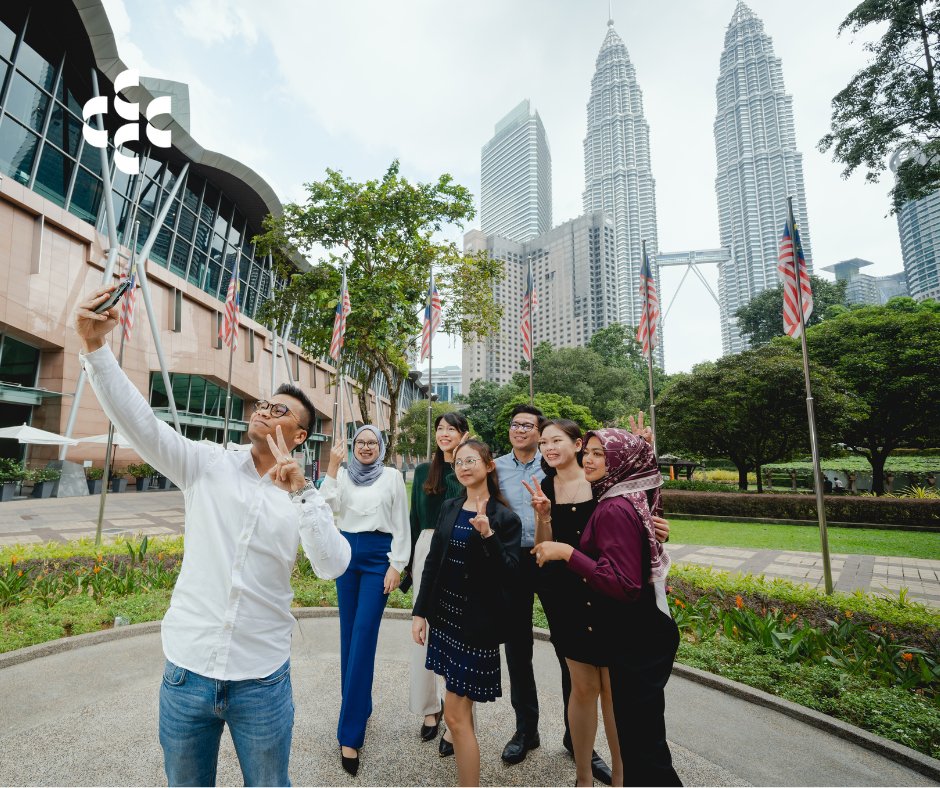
[509,403,546,432]
[273,383,315,436]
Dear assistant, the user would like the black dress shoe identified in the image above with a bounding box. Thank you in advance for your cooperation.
[340,747,359,777]
[421,701,443,741]
[439,734,454,758]
[501,731,540,764]
[562,740,612,786]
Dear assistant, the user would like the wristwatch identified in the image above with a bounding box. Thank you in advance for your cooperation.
[289,479,316,503]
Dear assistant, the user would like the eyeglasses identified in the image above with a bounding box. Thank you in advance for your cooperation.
[510,422,537,432]
[453,457,481,468]
[355,440,380,449]
[254,400,302,426]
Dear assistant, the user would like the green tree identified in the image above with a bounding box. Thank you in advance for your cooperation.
[657,345,860,491]
[734,276,848,348]
[456,378,521,451]
[256,162,503,461]
[495,393,600,455]
[395,400,473,461]
[819,0,940,209]
[805,298,940,493]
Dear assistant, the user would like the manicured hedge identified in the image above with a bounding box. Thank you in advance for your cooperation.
[662,489,940,528]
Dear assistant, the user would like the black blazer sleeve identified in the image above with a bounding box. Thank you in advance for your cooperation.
[467,499,521,583]
[412,500,452,619]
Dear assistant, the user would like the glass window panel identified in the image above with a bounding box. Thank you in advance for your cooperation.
[47,102,81,156]
[111,166,132,198]
[149,373,169,408]
[193,220,211,253]
[238,252,250,282]
[55,64,84,116]
[170,240,190,278]
[68,167,102,223]
[204,382,223,417]
[183,173,203,211]
[206,255,223,298]
[162,161,182,190]
[79,137,104,176]
[161,198,178,228]
[0,117,38,184]
[0,62,8,93]
[141,155,162,180]
[188,250,207,288]
[177,207,196,241]
[171,374,190,412]
[214,211,229,237]
[133,212,153,251]
[232,398,244,421]
[33,144,73,207]
[15,41,55,92]
[0,335,39,386]
[243,286,258,319]
[152,225,173,266]
[139,177,159,215]
[6,71,49,131]
[211,232,226,261]
[188,376,207,413]
[0,19,16,61]
[200,182,219,224]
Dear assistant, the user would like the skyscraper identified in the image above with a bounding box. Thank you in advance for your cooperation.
[714,1,813,354]
[892,150,940,302]
[582,17,663,367]
[480,100,552,243]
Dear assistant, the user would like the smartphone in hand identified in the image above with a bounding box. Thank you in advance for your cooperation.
[93,279,133,314]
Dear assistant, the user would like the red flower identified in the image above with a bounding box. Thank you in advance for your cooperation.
[735,595,744,609]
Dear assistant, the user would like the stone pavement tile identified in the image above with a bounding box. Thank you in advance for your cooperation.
[102,517,152,527]
[695,547,757,558]
[677,554,744,569]
[0,534,42,545]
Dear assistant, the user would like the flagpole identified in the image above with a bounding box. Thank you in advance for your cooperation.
[426,270,434,461]
[221,274,237,448]
[642,241,658,456]
[331,263,347,451]
[96,220,139,546]
[528,257,534,405]
[787,197,833,594]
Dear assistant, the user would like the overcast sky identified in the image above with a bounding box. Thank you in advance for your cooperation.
[104,0,899,374]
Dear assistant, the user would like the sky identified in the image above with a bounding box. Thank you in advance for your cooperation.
[103,0,901,374]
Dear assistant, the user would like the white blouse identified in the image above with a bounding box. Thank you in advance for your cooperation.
[320,466,411,572]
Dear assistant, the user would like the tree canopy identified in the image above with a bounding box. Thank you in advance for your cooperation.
[494,393,600,455]
[657,344,861,491]
[818,0,940,209]
[805,297,940,493]
[734,276,848,347]
[255,161,503,460]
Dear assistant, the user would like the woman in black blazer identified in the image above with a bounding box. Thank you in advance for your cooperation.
[412,439,521,787]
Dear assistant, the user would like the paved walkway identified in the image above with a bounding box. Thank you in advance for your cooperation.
[1,491,938,607]
[1,616,935,786]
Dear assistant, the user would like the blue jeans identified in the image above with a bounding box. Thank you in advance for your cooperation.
[336,530,392,748]
[159,659,294,787]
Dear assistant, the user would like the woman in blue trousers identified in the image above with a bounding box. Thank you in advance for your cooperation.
[321,425,410,776]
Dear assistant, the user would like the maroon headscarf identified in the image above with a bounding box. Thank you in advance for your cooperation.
[584,428,669,583]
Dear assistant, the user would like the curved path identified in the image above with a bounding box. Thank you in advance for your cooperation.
[0,614,935,786]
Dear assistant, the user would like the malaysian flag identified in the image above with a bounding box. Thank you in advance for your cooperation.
[520,265,537,362]
[777,214,813,338]
[419,272,442,363]
[220,273,240,350]
[636,250,659,356]
[329,267,351,362]
[118,256,138,341]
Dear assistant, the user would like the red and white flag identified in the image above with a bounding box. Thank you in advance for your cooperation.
[520,266,537,362]
[419,272,442,363]
[636,250,659,356]
[118,256,138,341]
[777,215,813,338]
[329,268,351,362]
[220,274,240,350]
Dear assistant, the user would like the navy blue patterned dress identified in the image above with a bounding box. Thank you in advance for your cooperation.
[425,509,501,702]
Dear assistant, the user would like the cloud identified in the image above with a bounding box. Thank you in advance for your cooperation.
[173,0,258,46]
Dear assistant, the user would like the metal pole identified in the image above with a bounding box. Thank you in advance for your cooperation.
[95,220,139,546]
[787,196,833,595]
[131,164,189,433]
[281,304,297,385]
[528,257,534,405]
[426,275,434,461]
[642,241,658,456]
[268,255,279,397]
[60,70,123,459]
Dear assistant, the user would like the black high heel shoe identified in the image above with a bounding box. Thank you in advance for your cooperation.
[438,732,454,758]
[340,746,359,776]
[421,699,444,741]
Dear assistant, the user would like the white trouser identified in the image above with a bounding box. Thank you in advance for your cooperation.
[409,528,442,716]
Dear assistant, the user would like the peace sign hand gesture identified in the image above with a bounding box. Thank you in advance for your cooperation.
[265,424,305,493]
[628,411,654,448]
[521,475,550,520]
[468,496,493,538]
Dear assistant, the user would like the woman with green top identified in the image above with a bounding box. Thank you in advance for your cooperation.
[407,411,470,749]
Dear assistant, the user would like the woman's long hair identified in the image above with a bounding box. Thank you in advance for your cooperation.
[424,411,470,495]
[454,440,509,508]
[538,419,584,477]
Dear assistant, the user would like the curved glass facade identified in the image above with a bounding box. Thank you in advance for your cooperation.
[0,7,277,319]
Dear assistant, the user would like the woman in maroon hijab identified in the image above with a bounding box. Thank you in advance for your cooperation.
[534,428,681,787]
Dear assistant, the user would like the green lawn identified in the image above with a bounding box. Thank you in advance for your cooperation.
[671,518,940,560]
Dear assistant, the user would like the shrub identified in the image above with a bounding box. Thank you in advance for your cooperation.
[85,467,104,481]
[0,459,27,483]
[126,463,155,479]
[27,468,61,483]
[663,489,940,527]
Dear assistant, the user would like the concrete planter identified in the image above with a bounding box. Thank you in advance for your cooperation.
[155,476,173,490]
[86,479,103,495]
[1,482,18,501]
[111,477,128,494]
[135,478,150,492]
[31,481,55,499]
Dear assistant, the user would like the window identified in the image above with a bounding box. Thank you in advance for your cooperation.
[33,144,73,207]
[0,118,39,183]
[0,334,40,386]
[68,167,102,223]
[6,72,50,131]
[214,313,223,349]
[171,289,182,332]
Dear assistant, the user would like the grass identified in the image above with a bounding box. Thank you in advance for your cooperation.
[671,518,940,559]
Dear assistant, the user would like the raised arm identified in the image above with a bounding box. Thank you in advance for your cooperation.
[387,470,411,573]
[296,487,351,580]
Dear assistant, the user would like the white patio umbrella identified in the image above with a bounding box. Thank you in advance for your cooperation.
[0,423,78,446]
[77,432,134,448]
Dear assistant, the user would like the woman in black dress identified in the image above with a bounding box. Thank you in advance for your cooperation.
[524,419,671,788]
[412,440,521,787]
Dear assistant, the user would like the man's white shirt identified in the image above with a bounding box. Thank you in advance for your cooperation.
[81,344,351,680]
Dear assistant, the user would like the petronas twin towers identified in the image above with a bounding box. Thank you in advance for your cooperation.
[471,2,810,377]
